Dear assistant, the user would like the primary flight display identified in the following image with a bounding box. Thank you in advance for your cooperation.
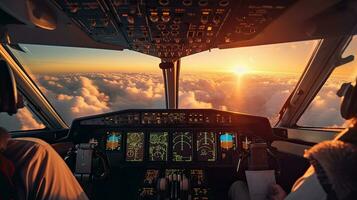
[172,132,193,162]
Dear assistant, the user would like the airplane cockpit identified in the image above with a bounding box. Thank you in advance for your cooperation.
[66,109,274,199]
[0,0,357,200]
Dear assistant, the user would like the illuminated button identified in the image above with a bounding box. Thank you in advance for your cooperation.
[149,12,159,22]
[162,12,171,23]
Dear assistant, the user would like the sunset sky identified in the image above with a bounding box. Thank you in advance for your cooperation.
[10,37,357,77]
[6,38,350,76]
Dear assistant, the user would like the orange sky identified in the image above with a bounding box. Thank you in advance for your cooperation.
[10,37,357,77]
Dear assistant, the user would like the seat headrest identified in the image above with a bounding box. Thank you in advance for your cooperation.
[337,79,357,120]
[0,60,19,115]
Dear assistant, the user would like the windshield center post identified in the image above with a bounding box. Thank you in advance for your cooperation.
[160,59,180,109]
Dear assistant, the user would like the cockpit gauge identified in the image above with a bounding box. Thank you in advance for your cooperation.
[172,132,193,162]
[219,132,236,162]
[106,131,122,151]
[220,133,236,150]
[126,132,145,161]
[149,132,168,161]
[196,132,216,161]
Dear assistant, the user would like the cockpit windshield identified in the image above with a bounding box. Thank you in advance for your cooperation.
[180,40,319,124]
[8,40,319,125]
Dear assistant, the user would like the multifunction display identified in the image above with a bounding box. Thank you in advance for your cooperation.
[149,132,169,161]
[126,132,145,161]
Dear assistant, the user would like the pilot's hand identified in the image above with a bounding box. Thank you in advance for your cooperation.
[268,184,287,200]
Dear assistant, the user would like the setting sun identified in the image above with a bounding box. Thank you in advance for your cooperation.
[233,66,250,75]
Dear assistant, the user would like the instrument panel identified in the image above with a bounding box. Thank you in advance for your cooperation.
[103,130,237,163]
[70,109,272,166]
[69,109,272,199]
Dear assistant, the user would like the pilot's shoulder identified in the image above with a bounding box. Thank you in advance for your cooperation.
[10,137,52,149]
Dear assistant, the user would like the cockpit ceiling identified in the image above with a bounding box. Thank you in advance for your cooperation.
[1,0,357,59]
[52,0,296,60]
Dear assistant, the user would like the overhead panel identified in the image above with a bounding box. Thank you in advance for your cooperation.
[53,0,127,47]
[52,0,297,60]
[218,0,296,44]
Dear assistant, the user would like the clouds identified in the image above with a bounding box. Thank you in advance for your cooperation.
[70,77,109,114]
[298,77,346,127]
[10,71,346,128]
[16,108,45,130]
[179,91,212,108]
[33,73,165,124]
[179,73,299,123]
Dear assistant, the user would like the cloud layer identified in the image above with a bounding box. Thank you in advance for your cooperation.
[4,72,348,130]
[36,72,303,125]
[298,77,347,127]
[36,73,165,124]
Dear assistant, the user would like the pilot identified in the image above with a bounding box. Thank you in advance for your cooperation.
[0,127,89,200]
[0,59,88,200]
[229,82,357,200]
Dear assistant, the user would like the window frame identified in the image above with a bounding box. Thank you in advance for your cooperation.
[1,44,68,131]
[295,35,357,129]
[277,36,355,128]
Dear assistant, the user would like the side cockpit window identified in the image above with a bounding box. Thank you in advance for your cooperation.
[298,36,357,128]
[0,102,45,132]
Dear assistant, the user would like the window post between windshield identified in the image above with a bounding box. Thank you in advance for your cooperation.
[160,59,180,109]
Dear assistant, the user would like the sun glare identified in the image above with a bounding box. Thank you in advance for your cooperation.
[233,66,250,76]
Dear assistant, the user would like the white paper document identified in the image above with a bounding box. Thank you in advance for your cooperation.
[245,170,276,200]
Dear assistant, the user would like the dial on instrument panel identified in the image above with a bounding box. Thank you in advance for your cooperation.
[196,132,216,162]
[219,132,236,162]
[172,132,193,162]
[149,132,169,161]
[106,131,122,151]
[126,132,145,161]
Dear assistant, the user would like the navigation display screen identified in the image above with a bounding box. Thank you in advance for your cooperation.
[149,132,168,161]
[126,132,145,161]
[196,132,216,161]
[172,132,193,162]
[106,131,122,151]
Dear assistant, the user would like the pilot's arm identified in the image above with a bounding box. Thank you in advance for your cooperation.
[273,128,357,200]
[1,126,89,200]
[229,127,357,200]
